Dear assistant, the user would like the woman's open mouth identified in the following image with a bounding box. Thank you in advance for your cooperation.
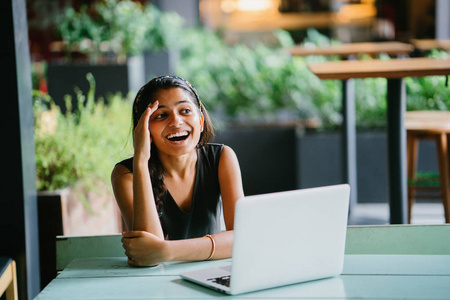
[166,131,190,142]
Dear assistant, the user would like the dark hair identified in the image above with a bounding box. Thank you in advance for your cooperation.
[132,76,215,212]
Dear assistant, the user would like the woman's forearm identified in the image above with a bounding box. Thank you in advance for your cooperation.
[132,160,164,239]
[166,231,233,262]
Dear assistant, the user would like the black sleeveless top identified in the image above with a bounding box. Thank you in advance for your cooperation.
[117,143,224,240]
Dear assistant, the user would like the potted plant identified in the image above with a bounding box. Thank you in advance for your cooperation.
[47,0,183,109]
[35,73,132,287]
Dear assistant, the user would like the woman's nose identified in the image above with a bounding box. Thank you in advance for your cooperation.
[169,113,184,127]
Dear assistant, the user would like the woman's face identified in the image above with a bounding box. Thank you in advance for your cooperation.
[149,87,204,156]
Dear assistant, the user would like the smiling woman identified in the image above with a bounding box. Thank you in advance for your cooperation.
[110,76,244,266]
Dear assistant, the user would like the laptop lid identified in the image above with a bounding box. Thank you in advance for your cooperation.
[229,184,350,295]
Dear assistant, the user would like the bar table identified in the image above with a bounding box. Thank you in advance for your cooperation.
[410,39,450,52]
[308,57,450,224]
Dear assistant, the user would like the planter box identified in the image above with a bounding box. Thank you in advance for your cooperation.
[47,51,179,112]
[38,185,121,288]
[47,62,140,113]
[47,63,131,110]
[215,127,438,203]
[215,126,301,196]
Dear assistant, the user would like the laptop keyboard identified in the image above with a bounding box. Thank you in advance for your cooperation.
[207,275,231,287]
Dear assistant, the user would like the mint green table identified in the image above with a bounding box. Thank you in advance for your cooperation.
[36,255,450,300]
[35,255,450,299]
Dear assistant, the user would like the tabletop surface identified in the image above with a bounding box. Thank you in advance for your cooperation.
[289,41,414,57]
[410,39,450,51]
[307,57,450,80]
[405,111,450,132]
[35,255,450,299]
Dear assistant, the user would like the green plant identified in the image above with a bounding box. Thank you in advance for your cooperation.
[56,0,183,61]
[143,8,184,52]
[354,77,387,129]
[34,73,133,192]
[57,5,109,60]
[405,50,450,111]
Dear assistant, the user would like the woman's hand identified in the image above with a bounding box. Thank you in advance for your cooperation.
[122,230,169,267]
[133,101,159,163]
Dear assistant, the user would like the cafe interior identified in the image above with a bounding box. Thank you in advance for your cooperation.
[2,0,450,299]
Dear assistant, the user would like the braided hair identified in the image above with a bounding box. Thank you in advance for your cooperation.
[132,76,215,212]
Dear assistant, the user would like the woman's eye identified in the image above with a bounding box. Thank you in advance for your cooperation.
[155,113,167,119]
[181,108,192,114]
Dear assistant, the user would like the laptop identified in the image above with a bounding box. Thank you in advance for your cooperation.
[180,184,350,295]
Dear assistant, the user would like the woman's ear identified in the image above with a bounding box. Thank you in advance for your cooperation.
[200,112,204,132]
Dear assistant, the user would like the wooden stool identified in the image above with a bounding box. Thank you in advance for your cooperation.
[406,111,450,223]
[0,257,18,300]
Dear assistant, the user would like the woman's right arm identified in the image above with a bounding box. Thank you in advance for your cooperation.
[111,101,164,239]
[110,163,163,239]
[111,165,134,231]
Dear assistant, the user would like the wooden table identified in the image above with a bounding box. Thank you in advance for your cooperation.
[289,42,414,209]
[308,57,450,224]
[410,39,450,52]
[35,255,450,299]
[289,41,414,58]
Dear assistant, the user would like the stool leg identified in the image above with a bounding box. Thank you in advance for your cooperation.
[4,260,18,300]
[448,133,450,191]
[407,133,418,223]
[436,133,450,223]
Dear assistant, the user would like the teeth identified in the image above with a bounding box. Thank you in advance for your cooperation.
[167,131,189,139]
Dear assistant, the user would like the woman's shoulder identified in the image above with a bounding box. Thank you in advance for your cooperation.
[196,143,223,170]
[204,143,224,152]
[111,157,134,186]
[116,157,134,172]
[199,143,224,159]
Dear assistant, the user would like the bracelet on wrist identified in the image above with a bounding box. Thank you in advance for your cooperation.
[204,234,215,261]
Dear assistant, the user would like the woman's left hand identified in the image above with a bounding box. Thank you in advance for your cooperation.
[122,231,169,267]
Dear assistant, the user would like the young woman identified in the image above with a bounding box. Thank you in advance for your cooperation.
[111,76,244,267]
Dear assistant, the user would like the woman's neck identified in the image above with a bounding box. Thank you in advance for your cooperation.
[159,149,198,179]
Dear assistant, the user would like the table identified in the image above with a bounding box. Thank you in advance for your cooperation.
[308,57,450,224]
[289,41,414,58]
[35,255,450,299]
[410,39,450,52]
[289,42,414,209]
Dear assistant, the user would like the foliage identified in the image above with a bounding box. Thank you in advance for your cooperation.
[34,73,133,191]
[406,50,450,111]
[406,75,450,111]
[56,0,183,60]
[354,76,387,129]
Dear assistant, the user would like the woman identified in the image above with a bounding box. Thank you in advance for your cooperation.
[111,76,244,266]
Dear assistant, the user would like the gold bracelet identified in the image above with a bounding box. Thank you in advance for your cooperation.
[204,234,216,260]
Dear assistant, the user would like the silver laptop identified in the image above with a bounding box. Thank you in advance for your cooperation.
[180,184,350,295]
